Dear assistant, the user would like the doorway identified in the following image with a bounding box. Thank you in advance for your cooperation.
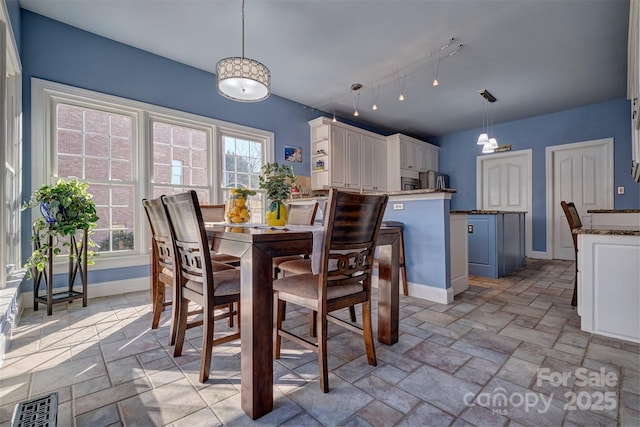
[546,138,613,260]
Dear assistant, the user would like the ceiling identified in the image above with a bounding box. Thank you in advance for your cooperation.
[19,0,631,138]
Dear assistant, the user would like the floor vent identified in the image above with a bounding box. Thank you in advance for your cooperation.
[11,392,58,427]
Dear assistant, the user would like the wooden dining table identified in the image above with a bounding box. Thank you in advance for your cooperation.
[206,224,401,420]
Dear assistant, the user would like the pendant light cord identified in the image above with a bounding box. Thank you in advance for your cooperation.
[241,0,245,58]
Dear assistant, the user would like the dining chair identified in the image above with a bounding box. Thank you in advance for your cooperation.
[200,204,241,265]
[143,197,237,346]
[272,202,319,278]
[273,189,389,393]
[161,191,242,382]
[560,201,582,307]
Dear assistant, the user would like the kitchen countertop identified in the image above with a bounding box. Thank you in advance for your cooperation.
[450,210,527,214]
[573,225,640,236]
[291,188,456,201]
[586,209,640,213]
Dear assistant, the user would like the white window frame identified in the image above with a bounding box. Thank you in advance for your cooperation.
[1,4,22,289]
[31,78,274,272]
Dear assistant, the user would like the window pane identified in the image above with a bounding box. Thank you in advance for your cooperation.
[151,121,210,199]
[55,102,136,256]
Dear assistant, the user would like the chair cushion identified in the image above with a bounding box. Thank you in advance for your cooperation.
[278,258,312,275]
[184,268,240,297]
[273,255,305,267]
[211,252,241,264]
[273,273,363,301]
[212,260,237,272]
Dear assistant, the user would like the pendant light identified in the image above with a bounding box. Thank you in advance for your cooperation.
[477,90,497,151]
[216,0,270,102]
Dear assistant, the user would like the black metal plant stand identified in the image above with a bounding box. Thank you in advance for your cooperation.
[33,227,88,315]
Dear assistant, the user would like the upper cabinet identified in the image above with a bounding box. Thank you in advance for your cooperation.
[629,0,640,181]
[308,117,387,191]
[386,133,440,191]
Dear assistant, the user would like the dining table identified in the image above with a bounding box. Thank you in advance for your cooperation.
[206,223,401,420]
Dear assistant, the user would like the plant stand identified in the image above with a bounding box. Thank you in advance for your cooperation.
[33,228,88,315]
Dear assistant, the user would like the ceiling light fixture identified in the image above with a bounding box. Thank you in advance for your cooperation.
[216,0,270,102]
[398,75,406,101]
[372,86,379,110]
[351,83,362,116]
[477,89,498,153]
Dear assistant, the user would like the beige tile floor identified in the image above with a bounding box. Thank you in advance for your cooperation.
[1,259,639,426]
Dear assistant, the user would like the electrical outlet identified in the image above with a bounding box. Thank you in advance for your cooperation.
[617,186,625,195]
[468,225,473,233]
[393,203,404,210]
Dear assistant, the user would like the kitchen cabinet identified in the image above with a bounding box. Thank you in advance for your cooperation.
[386,133,439,190]
[577,231,640,343]
[309,117,387,191]
[463,211,526,278]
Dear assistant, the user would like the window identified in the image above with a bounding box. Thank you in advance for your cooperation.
[150,119,211,203]
[1,16,22,288]
[221,130,268,221]
[55,103,136,254]
[31,79,273,270]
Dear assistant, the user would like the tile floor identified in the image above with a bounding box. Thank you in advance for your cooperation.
[1,259,639,426]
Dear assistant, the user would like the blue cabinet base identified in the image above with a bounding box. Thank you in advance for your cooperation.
[467,213,525,278]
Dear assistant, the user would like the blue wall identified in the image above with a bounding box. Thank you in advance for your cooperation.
[438,98,638,253]
[19,10,327,284]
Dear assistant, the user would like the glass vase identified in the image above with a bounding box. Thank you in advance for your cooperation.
[225,192,251,224]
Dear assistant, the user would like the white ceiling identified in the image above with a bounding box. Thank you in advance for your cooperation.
[19,0,630,138]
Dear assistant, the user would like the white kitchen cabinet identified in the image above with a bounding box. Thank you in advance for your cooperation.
[362,134,387,191]
[308,117,387,191]
[386,133,440,191]
[577,232,640,343]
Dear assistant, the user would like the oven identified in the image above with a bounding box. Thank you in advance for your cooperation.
[401,177,421,191]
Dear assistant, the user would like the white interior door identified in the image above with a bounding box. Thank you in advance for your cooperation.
[477,150,532,256]
[549,139,613,260]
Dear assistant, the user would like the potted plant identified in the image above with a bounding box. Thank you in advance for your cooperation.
[259,162,296,226]
[22,178,99,277]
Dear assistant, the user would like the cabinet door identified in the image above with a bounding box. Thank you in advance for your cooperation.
[421,145,439,172]
[373,137,387,191]
[330,127,347,187]
[400,140,419,171]
[346,130,361,189]
[361,134,375,191]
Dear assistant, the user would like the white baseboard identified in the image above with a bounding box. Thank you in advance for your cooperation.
[372,276,453,304]
[529,251,551,260]
[21,277,149,307]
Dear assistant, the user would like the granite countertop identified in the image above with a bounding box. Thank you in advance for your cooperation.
[450,210,527,214]
[573,225,640,236]
[586,209,640,214]
[291,188,456,201]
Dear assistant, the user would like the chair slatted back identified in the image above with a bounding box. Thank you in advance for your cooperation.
[287,202,319,226]
[321,189,388,288]
[142,197,174,272]
[561,201,582,250]
[162,191,216,294]
[200,204,226,223]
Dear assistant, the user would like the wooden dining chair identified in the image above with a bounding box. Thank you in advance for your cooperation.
[560,201,582,307]
[143,197,237,346]
[272,202,319,278]
[161,191,241,383]
[273,189,389,393]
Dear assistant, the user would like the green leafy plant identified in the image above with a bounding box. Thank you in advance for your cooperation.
[22,178,99,277]
[258,162,296,203]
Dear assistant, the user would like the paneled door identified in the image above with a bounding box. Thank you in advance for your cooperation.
[548,138,613,260]
[477,150,532,256]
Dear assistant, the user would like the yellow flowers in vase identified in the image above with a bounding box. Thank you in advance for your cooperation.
[225,187,256,224]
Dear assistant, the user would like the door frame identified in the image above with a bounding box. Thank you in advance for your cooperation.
[545,137,614,259]
[476,149,533,257]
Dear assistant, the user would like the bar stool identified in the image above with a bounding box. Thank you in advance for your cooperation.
[380,221,408,296]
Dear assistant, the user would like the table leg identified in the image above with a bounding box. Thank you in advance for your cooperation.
[240,244,274,419]
[377,234,400,345]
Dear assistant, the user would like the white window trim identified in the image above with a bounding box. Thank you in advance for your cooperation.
[31,78,274,272]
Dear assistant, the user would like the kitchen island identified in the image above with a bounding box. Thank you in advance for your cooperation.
[451,210,526,279]
[292,188,466,304]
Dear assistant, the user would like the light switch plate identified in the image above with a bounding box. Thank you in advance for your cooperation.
[617,186,625,195]
[393,203,404,210]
